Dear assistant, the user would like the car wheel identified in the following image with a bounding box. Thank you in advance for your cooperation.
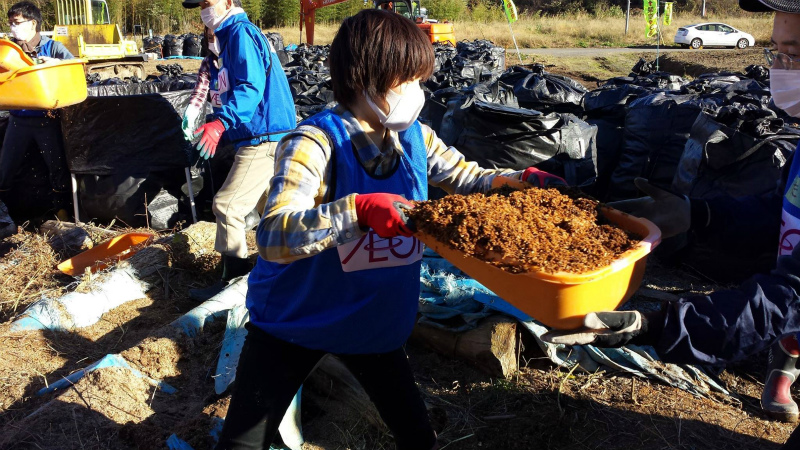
[690,38,702,49]
[737,38,748,49]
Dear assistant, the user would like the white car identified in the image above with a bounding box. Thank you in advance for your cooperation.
[674,23,755,49]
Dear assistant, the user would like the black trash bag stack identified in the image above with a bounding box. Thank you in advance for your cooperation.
[745,64,770,85]
[607,92,728,200]
[453,40,506,80]
[60,82,207,227]
[284,44,329,72]
[282,44,334,120]
[681,72,744,95]
[142,35,164,56]
[670,107,799,282]
[264,31,290,66]
[439,99,597,187]
[497,64,588,115]
[630,57,657,76]
[581,83,651,199]
[182,33,202,57]
[163,34,184,57]
[674,106,799,199]
[425,40,505,91]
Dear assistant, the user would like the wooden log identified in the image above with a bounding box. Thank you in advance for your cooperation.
[409,314,519,379]
[40,220,93,254]
[304,355,387,431]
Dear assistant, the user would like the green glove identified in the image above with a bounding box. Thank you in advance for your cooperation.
[182,105,202,141]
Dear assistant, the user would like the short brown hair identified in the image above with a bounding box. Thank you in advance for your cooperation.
[329,9,435,108]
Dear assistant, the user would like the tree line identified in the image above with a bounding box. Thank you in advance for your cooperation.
[0,0,763,35]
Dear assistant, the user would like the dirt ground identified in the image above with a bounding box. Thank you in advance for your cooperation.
[0,51,796,450]
[529,47,765,89]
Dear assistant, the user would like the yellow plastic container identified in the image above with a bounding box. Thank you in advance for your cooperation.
[0,58,88,110]
[415,186,662,329]
[57,233,155,276]
[0,39,34,72]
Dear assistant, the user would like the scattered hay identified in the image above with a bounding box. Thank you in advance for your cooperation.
[0,230,67,322]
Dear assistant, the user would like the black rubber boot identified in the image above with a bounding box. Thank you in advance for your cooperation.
[189,255,252,302]
[762,335,800,423]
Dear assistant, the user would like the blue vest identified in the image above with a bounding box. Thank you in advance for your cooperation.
[246,109,428,354]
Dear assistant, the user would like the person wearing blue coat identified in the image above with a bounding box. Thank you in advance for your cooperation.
[0,1,74,229]
[182,0,297,300]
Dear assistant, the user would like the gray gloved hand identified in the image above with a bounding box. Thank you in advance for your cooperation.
[541,311,652,348]
[608,178,690,239]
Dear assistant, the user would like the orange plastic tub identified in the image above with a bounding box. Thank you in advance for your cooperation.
[0,57,88,110]
[0,39,35,72]
[58,233,155,276]
[415,188,661,329]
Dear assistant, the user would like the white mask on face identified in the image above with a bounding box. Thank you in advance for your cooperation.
[209,38,220,56]
[10,20,36,42]
[365,81,425,132]
[200,1,230,30]
[770,68,800,118]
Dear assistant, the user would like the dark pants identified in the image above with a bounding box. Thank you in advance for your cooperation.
[215,324,437,450]
[0,115,70,197]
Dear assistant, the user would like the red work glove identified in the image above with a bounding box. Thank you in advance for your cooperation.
[522,167,567,188]
[194,119,226,159]
[354,193,414,238]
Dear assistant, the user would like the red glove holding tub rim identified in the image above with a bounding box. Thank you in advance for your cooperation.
[522,167,567,188]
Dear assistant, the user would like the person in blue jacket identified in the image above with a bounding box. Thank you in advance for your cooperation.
[182,0,297,301]
[214,9,565,450]
[0,1,73,229]
[544,0,800,441]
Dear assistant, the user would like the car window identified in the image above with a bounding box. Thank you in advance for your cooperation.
[696,25,706,31]
[719,25,733,32]
[709,24,719,32]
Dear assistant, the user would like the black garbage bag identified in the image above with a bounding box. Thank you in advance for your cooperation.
[745,64,770,84]
[452,39,506,80]
[669,107,798,283]
[498,65,587,115]
[182,33,202,57]
[682,72,743,94]
[673,107,799,199]
[264,31,290,66]
[608,92,728,200]
[284,44,329,72]
[61,86,198,176]
[630,57,656,76]
[421,81,518,136]
[583,83,651,119]
[440,99,597,187]
[142,36,163,56]
[77,170,185,228]
[163,34,185,57]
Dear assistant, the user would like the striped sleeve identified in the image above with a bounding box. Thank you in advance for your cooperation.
[188,57,212,109]
[256,125,365,264]
[421,124,520,195]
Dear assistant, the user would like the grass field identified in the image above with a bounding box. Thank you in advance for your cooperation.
[268,13,774,48]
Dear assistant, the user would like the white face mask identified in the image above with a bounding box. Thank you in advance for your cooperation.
[209,38,220,56]
[771,68,800,118]
[200,1,230,30]
[365,81,425,132]
[10,20,36,42]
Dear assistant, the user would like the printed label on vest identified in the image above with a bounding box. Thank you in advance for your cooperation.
[209,90,222,108]
[780,210,800,257]
[337,230,423,272]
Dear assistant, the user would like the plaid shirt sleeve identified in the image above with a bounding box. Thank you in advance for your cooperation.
[256,122,522,264]
[188,57,212,110]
